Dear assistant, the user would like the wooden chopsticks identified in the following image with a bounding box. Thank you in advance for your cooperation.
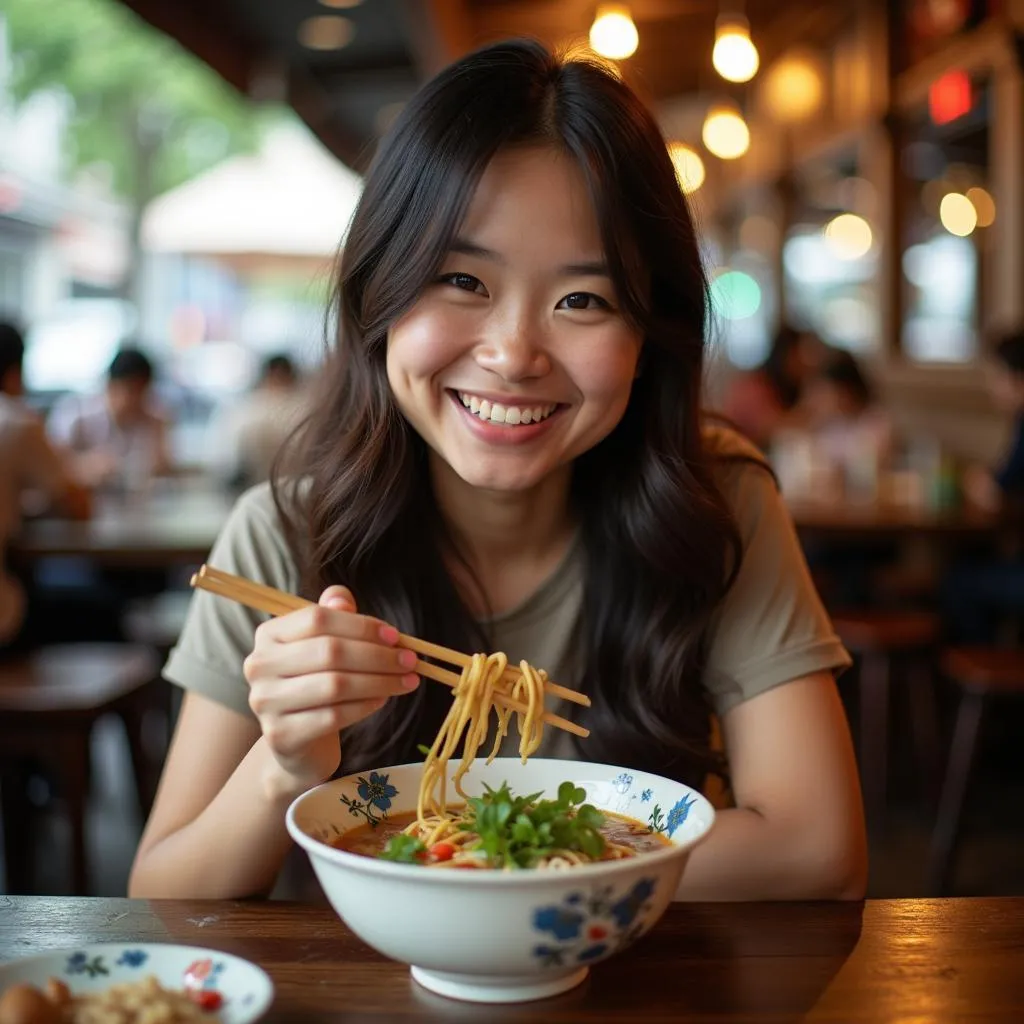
[190,564,590,739]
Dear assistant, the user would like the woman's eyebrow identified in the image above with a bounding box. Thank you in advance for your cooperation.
[449,237,609,278]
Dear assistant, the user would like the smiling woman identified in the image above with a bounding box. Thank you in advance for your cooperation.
[129,39,865,905]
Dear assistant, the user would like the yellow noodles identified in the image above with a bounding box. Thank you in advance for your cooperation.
[415,653,547,826]
[394,651,639,869]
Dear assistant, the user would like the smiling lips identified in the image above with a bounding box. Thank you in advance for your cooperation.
[456,390,558,426]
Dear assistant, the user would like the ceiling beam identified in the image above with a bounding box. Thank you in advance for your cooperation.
[118,0,254,92]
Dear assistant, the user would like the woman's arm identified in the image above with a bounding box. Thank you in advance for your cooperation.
[674,672,867,901]
[130,587,421,899]
[128,692,303,898]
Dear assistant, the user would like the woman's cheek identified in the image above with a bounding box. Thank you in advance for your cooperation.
[389,305,470,378]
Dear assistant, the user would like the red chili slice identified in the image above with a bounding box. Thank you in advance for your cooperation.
[429,842,456,862]
[189,990,224,1012]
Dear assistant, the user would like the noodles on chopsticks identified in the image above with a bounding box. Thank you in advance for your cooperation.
[396,652,638,869]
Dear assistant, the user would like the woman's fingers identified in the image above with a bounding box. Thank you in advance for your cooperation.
[320,585,356,612]
[255,601,399,647]
[247,633,417,680]
[263,700,388,758]
[249,670,419,717]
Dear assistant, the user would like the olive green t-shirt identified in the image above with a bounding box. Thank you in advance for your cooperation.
[164,427,850,755]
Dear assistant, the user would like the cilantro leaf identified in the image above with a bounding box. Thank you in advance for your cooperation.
[461,780,607,868]
[378,834,427,863]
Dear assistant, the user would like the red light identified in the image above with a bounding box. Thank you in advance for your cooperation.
[929,70,972,125]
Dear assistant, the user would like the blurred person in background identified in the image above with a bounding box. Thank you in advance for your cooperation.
[719,324,825,450]
[49,345,172,492]
[0,321,92,654]
[943,330,1024,643]
[801,349,893,488]
[209,353,308,491]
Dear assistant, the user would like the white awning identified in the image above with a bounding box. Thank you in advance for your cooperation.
[142,122,363,258]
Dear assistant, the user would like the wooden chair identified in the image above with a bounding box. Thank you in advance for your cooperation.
[830,610,942,831]
[927,648,1024,896]
[0,644,160,895]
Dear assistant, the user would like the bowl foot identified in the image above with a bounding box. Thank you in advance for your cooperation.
[410,965,588,1004]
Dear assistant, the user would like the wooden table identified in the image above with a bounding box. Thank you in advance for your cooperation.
[787,499,1002,542]
[3,896,1023,1021]
[12,487,233,570]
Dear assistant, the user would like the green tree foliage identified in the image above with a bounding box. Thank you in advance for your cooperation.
[3,0,265,297]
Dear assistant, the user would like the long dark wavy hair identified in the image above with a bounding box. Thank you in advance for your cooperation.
[274,39,742,790]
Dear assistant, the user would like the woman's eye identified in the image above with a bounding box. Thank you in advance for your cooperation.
[558,292,610,311]
[439,272,484,294]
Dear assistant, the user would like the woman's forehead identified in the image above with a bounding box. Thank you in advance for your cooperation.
[458,146,605,256]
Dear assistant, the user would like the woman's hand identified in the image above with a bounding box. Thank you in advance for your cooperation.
[243,586,420,792]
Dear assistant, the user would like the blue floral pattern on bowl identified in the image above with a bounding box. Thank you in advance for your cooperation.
[531,877,658,968]
[339,771,398,828]
[647,794,698,837]
[603,771,700,838]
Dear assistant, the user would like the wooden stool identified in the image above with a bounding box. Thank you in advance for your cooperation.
[927,648,1024,896]
[830,610,941,831]
[0,644,160,894]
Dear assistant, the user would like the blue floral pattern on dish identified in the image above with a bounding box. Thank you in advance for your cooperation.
[339,771,398,828]
[640,788,653,803]
[531,877,657,968]
[66,952,108,978]
[116,950,149,968]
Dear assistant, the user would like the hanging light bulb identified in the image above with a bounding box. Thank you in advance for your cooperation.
[712,13,759,83]
[589,4,639,60]
[668,142,706,193]
[702,102,750,160]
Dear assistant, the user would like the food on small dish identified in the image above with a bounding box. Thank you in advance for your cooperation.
[0,975,220,1024]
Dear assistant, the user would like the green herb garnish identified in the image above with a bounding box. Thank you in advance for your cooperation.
[463,780,607,869]
[378,833,427,863]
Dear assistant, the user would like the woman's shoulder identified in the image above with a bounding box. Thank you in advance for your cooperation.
[702,421,775,488]
[213,481,301,589]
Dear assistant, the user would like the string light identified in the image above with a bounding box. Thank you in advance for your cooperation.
[702,103,750,160]
[939,193,977,236]
[966,186,995,227]
[589,4,639,60]
[667,142,705,193]
[712,14,759,83]
[823,214,873,260]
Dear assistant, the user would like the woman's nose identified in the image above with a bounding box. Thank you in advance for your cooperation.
[474,315,551,382]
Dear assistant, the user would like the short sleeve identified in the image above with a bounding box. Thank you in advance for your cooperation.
[702,458,851,717]
[163,483,301,716]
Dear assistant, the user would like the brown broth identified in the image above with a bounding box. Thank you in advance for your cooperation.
[332,807,671,862]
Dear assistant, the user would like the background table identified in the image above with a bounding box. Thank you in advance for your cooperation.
[12,487,234,570]
[2,897,1023,1021]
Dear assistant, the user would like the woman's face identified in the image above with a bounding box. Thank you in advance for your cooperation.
[386,146,643,494]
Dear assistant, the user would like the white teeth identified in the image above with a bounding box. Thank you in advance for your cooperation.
[456,392,556,426]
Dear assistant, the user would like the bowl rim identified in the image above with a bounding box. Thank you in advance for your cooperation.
[285,757,716,887]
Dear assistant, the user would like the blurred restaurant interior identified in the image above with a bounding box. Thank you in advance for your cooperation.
[0,0,1023,901]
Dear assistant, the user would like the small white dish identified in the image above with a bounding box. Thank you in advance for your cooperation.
[287,757,715,1004]
[0,943,273,1022]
